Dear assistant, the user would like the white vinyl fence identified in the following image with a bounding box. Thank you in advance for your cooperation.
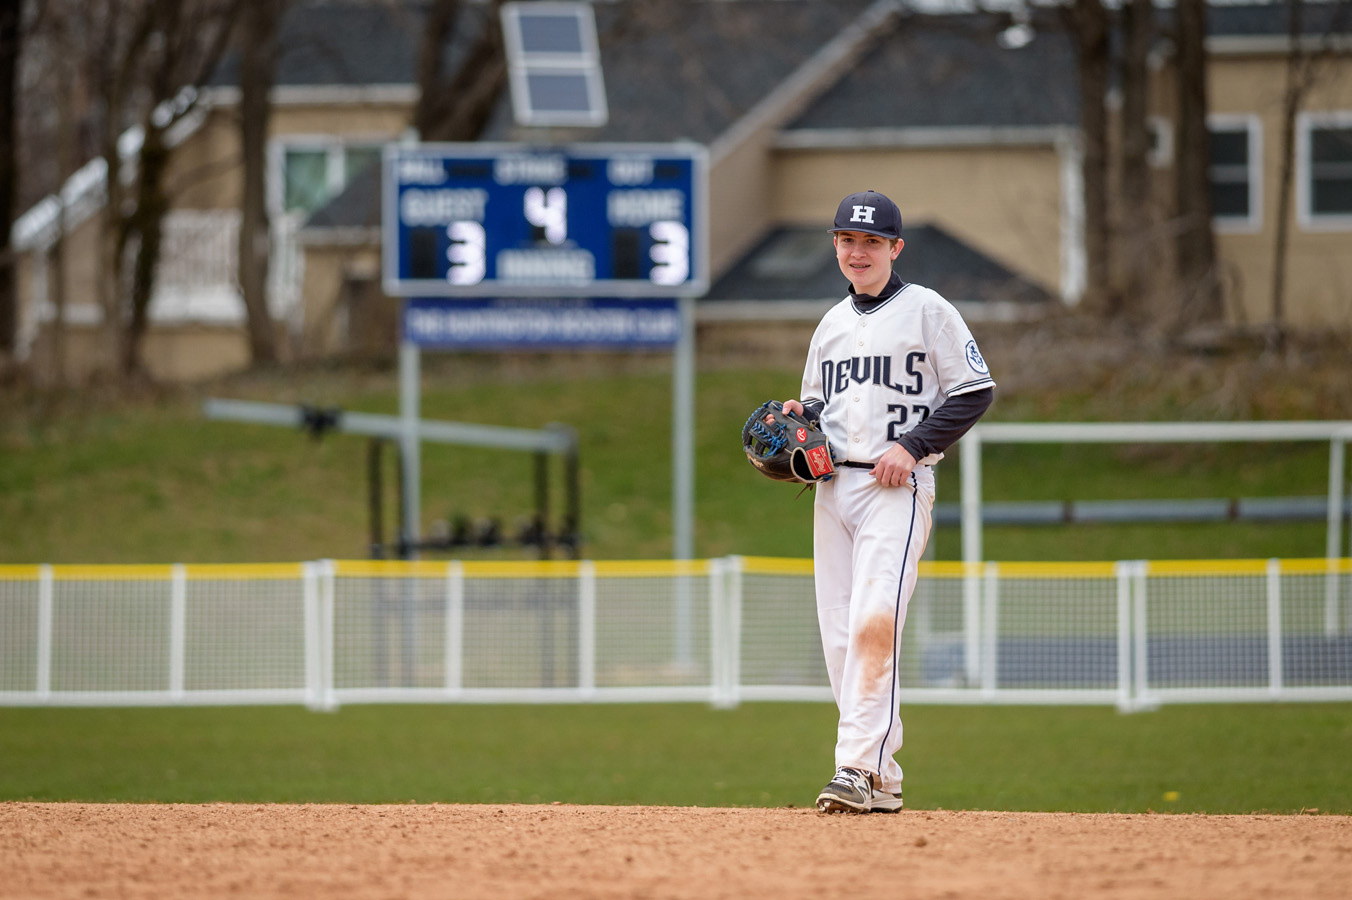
[2,557,1349,712]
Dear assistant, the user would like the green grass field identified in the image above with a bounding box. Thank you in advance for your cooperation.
[0,353,1344,564]
[1,702,1348,813]
[2,340,1349,814]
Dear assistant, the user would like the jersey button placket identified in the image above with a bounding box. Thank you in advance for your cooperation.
[849,320,868,453]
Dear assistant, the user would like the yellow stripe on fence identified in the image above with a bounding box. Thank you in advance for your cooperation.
[988,561,1121,579]
[738,556,815,577]
[48,565,177,581]
[0,563,311,582]
[332,559,467,578]
[0,558,1346,582]
[183,563,306,580]
[1146,559,1271,577]
[331,558,711,579]
[591,559,711,578]
[1274,557,1352,576]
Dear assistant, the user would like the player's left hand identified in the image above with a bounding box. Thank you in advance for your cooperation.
[871,443,917,488]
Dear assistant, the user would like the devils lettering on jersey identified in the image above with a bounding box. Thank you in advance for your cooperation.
[820,352,926,403]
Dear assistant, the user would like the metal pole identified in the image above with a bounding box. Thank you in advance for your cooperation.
[672,295,696,560]
[1328,437,1347,635]
[399,341,421,558]
[1326,437,1344,562]
[960,429,983,686]
[673,296,696,668]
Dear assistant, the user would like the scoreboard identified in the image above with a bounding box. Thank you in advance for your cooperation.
[382,142,707,298]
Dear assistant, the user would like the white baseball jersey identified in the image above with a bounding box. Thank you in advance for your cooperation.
[800,282,995,466]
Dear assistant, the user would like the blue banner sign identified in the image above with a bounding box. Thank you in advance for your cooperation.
[402,297,681,349]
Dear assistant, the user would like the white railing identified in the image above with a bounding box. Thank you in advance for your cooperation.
[1,557,1348,712]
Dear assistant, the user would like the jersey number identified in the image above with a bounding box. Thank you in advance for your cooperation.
[887,404,931,442]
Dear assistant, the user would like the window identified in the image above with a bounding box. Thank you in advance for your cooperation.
[501,2,607,127]
[273,139,386,217]
[282,149,330,214]
[1208,116,1261,233]
[1297,113,1352,229]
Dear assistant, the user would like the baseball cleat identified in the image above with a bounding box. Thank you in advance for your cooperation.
[869,787,904,813]
[815,766,873,813]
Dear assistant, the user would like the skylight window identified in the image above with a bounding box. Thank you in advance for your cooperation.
[501,2,608,127]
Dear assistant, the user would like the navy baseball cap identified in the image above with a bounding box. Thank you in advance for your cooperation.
[829,190,903,239]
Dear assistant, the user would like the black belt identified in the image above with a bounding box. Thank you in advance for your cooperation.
[839,461,874,469]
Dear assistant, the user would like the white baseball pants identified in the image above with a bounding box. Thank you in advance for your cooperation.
[812,465,935,795]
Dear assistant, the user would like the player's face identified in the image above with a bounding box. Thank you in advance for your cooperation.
[834,231,902,296]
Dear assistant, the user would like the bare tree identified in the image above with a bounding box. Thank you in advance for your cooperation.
[1116,0,1155,321]
[1061,0,1114,316]
[236,0,288,367]
[0,0,20,363]
[1172,0,1223,333]
[81,0,238,378]
[1268,0,1351,350]
[412,0,507,142]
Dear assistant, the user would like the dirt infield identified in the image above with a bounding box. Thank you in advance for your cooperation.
[3,802,1349,899]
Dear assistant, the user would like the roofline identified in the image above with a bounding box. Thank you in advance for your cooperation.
[1208,34,1352,56]
[12,89,211,250]
[775,125,1076,150]
[708,0,903,165]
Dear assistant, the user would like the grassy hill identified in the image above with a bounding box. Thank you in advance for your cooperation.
[2,316,1348,565]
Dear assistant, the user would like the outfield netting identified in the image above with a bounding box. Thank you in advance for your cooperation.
[1,557,1349,710]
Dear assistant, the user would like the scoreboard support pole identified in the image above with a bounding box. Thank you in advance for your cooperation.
[673,296,695,562]
[672,297,696,667]
[395,311,698,567]
[399,341,422,552]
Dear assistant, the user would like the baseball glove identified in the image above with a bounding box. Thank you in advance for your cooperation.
[742,400,836,484]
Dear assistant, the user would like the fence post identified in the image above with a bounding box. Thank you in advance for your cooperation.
[36,564,53,701]
[320,560,338,710]
[578,560,596,697]
[1326,436,1346,636]
[1114,561,1133,712]
[444,561,464,696]
[1267,558,1283,697]
[1131,561,1157,710]
[960,431,983,686]
[710,557,741,709]
[980,562,999,698]
[302,562,323,711]
[169,564,187,700]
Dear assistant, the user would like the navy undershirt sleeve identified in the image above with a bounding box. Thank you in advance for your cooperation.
[896,387,994,462]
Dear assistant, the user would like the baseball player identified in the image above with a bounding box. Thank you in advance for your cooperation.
[782,189,995,813]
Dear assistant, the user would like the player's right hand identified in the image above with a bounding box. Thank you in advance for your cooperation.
[781,399,804,417]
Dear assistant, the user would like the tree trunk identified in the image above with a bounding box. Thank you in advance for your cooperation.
[1064,0,1114,316]
[1173,0,1223,331]
[0,0,21,359]
[413,0,463,139]
[1117,0,1154,320]
[122,120,171,377]
[237,0,286,366]
[414,0,508,143]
